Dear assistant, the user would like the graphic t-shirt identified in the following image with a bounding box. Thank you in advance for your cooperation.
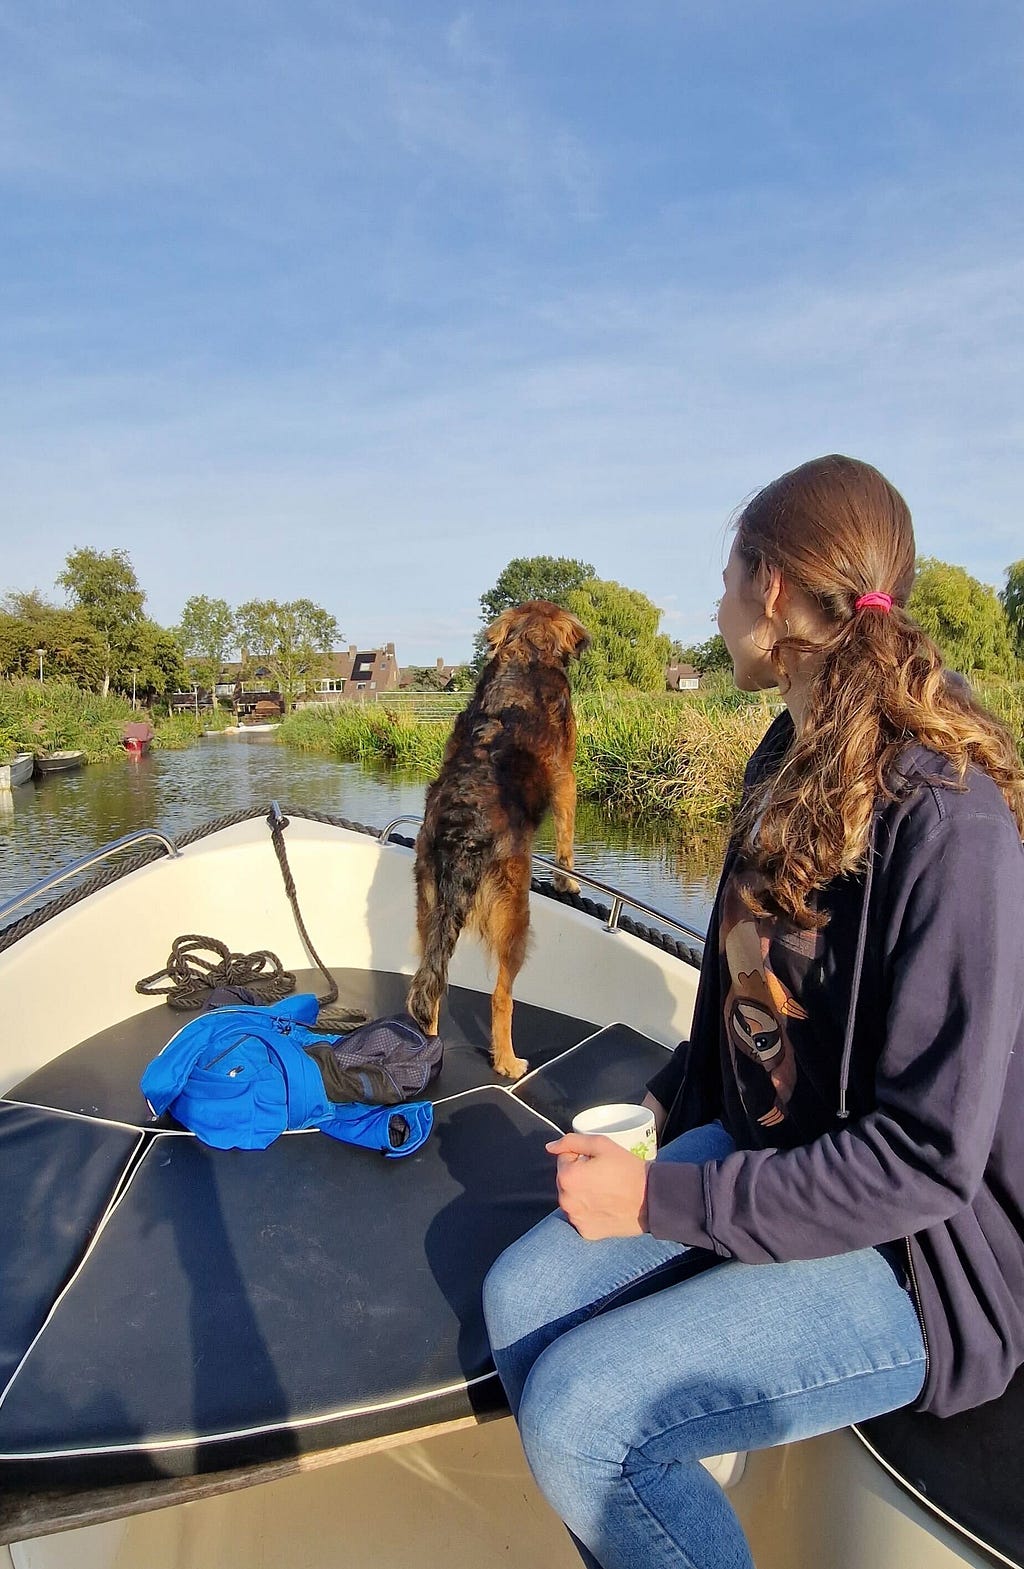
[717,863,855,1149]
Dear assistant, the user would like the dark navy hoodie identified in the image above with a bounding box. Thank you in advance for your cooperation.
[646,713,1024,1417]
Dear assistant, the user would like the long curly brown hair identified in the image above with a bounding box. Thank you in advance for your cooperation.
[733,454,1024,927]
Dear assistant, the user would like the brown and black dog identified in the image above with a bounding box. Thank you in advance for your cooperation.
[406,600,589,1079]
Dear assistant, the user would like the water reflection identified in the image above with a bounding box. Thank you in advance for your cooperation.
[0,736,723,934]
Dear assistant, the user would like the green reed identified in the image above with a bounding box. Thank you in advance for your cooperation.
[279,693,778,823]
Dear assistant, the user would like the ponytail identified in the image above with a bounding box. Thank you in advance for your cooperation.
[732,456,1024,927]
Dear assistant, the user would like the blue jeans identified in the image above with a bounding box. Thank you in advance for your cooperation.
[482,1122,926,1569]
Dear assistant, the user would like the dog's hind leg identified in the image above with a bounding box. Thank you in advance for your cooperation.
[549,768,580,896]
[408,863,445,1036]
[481,863,531,1080]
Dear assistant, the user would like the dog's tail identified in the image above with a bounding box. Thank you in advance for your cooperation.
[407,838,489,1035]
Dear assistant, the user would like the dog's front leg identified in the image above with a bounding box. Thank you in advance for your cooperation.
[550,769,580,895]
[487,880,529,1080]
[491,958,528,1081]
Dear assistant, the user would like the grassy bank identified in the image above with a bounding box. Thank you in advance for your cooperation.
[0,679,137,763]
[279,679,1024,823]
[0,678,209,763]
[279,693,778,823]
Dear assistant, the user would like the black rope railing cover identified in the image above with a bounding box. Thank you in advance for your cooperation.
[0,804,704,970]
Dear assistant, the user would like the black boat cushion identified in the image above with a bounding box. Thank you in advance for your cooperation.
[0,1103,142,1393]
[513,1022,672,1131]
[4,969,598,1128]
[0,1089,561,1486]
[856,1371,1024,1568]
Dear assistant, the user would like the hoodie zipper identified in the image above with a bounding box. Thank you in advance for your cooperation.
[903,1237,931,1391]
[837,828,877,1121]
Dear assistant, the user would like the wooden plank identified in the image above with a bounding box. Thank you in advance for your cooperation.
[0,1412,502,1545]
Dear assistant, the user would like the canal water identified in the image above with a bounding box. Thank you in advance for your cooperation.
[0,735,724,934]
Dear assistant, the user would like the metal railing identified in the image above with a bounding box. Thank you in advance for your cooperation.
[0,830,179,927]
[378,816,706,946]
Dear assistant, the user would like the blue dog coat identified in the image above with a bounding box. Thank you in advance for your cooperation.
[140,994,433,1156]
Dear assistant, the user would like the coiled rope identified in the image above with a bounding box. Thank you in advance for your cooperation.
[132,805,368,1029]
[135,934,297,1011]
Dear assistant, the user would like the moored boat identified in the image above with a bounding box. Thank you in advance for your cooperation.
[122,722,154,757]
[0,807,1019,1569]
[33,750,86,776]
[0,753,33,790]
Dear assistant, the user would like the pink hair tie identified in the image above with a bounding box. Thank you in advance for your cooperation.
[854,592,893,614]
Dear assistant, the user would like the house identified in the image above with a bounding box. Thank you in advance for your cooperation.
[213,661,278,702]
[297,644,402,705]
[235,689,283,718]
[665,662,700,692]
[168,688,214,713]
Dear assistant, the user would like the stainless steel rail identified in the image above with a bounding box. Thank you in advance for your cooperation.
[378,815,706,947]
[0,829,179,927]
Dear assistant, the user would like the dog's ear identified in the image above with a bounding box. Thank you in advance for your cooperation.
[485,605,524,655]
[553,609,591,662]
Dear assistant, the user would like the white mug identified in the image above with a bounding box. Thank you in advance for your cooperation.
[571,1102,657,1161]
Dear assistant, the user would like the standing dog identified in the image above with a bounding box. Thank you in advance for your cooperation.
[407,600,589,1079]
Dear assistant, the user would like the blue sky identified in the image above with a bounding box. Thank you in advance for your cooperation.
[2,1,1022,663]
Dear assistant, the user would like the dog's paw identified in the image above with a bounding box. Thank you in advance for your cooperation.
[551,868,580,896]
[495,1054,529,1081]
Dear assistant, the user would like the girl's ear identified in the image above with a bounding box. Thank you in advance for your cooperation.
[759,563,786,622]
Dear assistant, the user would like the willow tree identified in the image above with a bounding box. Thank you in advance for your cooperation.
[1000,561,1024,660]
[907,558,1016,676]
[566,578,671,692]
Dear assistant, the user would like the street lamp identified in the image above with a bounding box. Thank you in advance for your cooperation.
[36,648,45,685]
[131,669,138,710]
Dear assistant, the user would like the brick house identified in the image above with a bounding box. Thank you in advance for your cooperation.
[297,644,402,705]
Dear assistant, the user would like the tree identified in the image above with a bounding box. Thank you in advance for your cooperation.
[56,548,146,697]
[565,578,671,692]
[0,592,106,686]
[234,598,339,713]
[0,610,34,677]
[479,556,597,623]
[1000,561,1024,659]
[673,632,732,674]
[907,558,1016,677]
[117,620,189,702]
[475,556,597,668]
[176,595,237,698]
[448,663,475,692]
[404,666,450,691]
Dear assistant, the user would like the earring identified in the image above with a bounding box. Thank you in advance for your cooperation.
[751,613,776,654]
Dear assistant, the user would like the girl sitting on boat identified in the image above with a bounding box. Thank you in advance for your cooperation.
[483,454,1024,1569]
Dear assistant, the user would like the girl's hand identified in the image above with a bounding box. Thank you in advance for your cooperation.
[546,1134,649,1239]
